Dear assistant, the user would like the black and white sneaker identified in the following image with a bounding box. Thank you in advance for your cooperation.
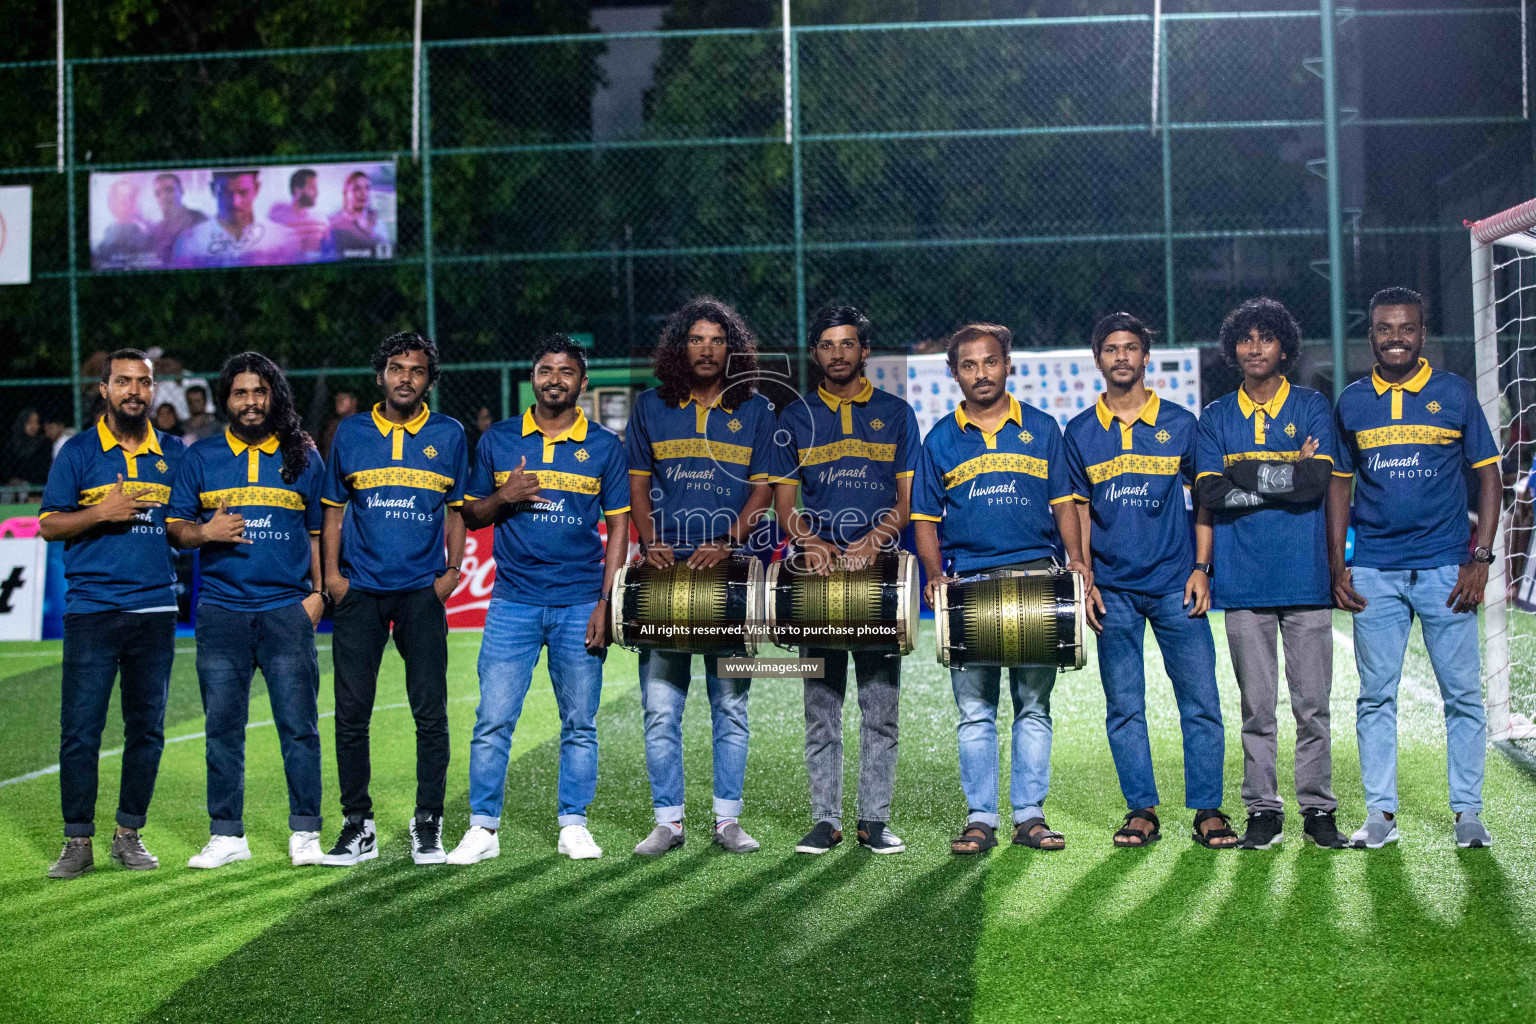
[1302,809,1347,849]
[1237,810,1284,850]
[857,820,906,854]
[321,817,377,866]
[794,820,842,855]
[409,814,446,865]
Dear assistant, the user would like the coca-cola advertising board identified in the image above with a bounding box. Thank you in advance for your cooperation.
[444,521,639,630]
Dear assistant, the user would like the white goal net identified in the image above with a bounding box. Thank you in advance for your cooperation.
[1471,197,1536,749]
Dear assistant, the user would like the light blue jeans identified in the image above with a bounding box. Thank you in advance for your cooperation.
[638,648,750,824]
[468,598,604,829]
[950,663,1057,828]
[1351,564,1486,814]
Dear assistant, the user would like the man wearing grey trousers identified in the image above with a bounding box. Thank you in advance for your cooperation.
[771,305,921,854]
[1194,298,1348,850]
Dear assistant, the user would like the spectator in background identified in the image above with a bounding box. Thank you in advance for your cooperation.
[147,173,207,266]
[153,403,183,437]
[319,391,359,460]
[267,169,329,259]
[328,172,387,258]
[467,406,494,462]
[7,408,53,488]
[182,384,218,442]
[45,416,77,459]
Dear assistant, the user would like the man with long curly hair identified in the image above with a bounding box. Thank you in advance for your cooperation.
[1193,297,1347,851]
[167,352,328,870]
[624,297,777,856]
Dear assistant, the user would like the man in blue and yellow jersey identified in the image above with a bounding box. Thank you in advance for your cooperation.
[319,332,467,868]
[40,349,186,879]
[1330,288,1501,851]
[1065,313,1235,851]
[625,297,777,857]
[166,352,328,871]
[1194,297,1346,851]
[912,322,1091,855]
[445,334,631,865]
[771,305,920,857]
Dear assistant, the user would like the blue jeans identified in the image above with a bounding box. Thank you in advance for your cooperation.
[195,602,322,836]
[1351,565,1486,814]
[1094,587,1224,810]
[468,598,604,828]
[638,648,750,824]
[950,663,1056,828]
[60,611,175,837]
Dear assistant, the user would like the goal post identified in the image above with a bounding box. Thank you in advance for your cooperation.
[1470,197,1536,744]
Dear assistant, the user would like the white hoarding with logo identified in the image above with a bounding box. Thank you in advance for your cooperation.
[0,185,32,286]
[0,537,48,641]
[868,348,1203,438]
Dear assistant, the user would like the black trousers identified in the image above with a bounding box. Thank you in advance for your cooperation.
[331,585,450,820]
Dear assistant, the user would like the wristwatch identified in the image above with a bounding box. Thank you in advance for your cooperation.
[312,589,334,613]
[1472,546,1495,565]
[1193,562,1214,576]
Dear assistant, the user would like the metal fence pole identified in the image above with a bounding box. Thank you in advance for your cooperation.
[499,364,511,420]
[790,27,806,392]
[66,61,81,429]
[1159,17,1175,345]
[421,44,437,342]
[1320,0,1347,398]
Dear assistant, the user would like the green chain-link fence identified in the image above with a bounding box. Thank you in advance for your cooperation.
[0,4,1531,487]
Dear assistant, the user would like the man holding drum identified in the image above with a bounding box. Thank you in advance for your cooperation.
[445,334,631,864]
[912,323,1092,854]
[1064,313,1236,849]
[771,305,922,856]
[625,298,778,856]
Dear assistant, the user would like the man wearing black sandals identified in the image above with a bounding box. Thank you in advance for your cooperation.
[1064,313,1237,850]
[913,324,1092,854]
[1194,298,1348,851]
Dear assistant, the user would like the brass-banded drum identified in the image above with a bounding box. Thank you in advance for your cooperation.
[934,568,1085,670]
[610,556,763,656]
[765,550,919,655]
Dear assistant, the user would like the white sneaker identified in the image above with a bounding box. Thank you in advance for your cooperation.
[558,824,603,860]
[290,830,324,866]
[444,826,500,865]
[188,834,251,869]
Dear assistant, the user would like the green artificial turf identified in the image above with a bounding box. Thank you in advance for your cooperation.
[0,613,1532,1024]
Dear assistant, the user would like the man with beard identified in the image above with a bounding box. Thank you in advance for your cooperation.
[445,335,630,864]
[625,297,777,856]
[172,170,284,268]
[1194,297,1346,851]
[266,168,329,258]
[913,323,1091,854]
[40,349,187,878]
[167,353,328,869]
[328,171,387,258]
[147,173,207,266]
[770,305,920,856]
[1064,313,1234,850]
[1330,288,1500,850]
[319,332,467,867]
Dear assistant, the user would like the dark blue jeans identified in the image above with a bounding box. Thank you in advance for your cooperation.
[60,611,175,837]
[1094,587,1224,810]
[195,601,322,836]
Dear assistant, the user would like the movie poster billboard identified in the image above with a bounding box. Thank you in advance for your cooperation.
[89,160,396,271]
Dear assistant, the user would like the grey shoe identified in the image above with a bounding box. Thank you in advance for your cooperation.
[1455,812,1493,849]
[109,830,160,870]
[713,821,760,854]
[1349,811,1399,850]
[634,824,685,856]
[48,837,94,879]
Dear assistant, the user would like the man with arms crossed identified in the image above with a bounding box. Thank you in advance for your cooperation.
[1194,297,1347,850]
[41,349,187,878]
[626,297,777,856]
[913,323,1092,854]
[771,305,921,856]
[445,335,630,864]
[1065,314,1235,849]
[1330,287,1500,850]
[320,332,467,866]
[167,353,328,869]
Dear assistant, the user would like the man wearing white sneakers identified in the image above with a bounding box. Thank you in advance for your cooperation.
[444,335,631,865]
